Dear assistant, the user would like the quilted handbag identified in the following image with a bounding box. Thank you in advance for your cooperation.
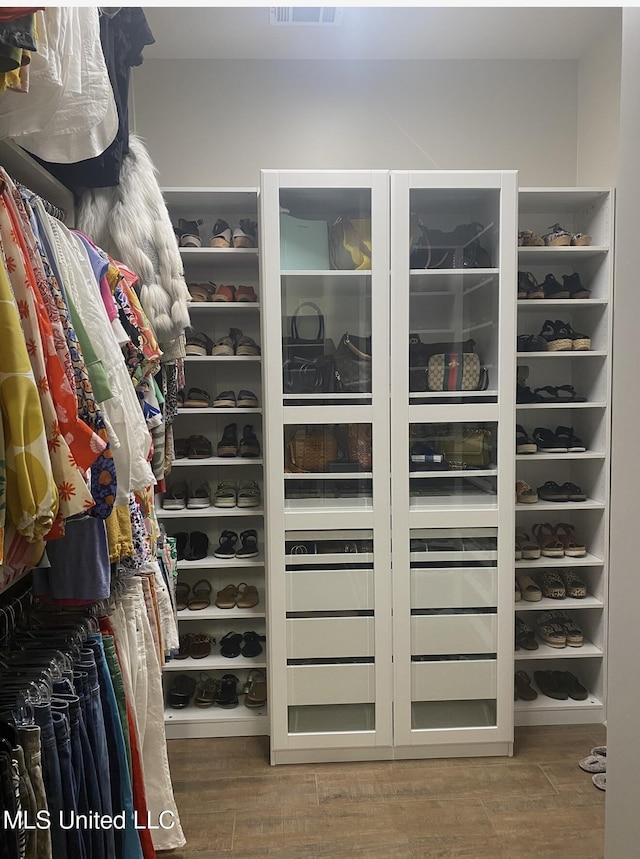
[426,352,489,392]
[329,217,372,271]
[346,423,372,470]
[334,333,372,393]
[285,427,341,473]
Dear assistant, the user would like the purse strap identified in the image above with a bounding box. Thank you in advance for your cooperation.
[291,302,324,342]
[343,333,372,361]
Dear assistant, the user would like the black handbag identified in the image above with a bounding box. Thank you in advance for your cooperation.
[283,354,334,394]
[334,333,372,393]
[410,220,492,269]
[283,302,325,361]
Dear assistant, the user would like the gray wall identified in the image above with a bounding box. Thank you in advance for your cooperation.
[132,58,579,187]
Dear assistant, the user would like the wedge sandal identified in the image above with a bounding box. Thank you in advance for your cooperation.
[560,569,587,598]
[516,424,537,455]
[532,523,565,558]
[515,572,542,602]
[539,319,572,351]
[537,569,566,599]
[554,523,587,557]
[515,616,538,650]
[516,480,538,504]
[514,670,537,701]
[543,223,571,247]
[515,529,541,560]
[517,271,544,300]
[184,387,211,408]
[535,615,566,648]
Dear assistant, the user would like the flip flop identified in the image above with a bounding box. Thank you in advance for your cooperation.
[187,579,212,610]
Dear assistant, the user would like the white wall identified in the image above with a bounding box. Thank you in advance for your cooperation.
[132,58,578,186]
[577,12,622,185]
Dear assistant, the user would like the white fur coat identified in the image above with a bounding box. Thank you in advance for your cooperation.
[76,133,190,355]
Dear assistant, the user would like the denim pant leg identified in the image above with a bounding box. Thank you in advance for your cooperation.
[102,635,131,769]
[75,655,115,859]
[86,635,143,859]
[13,744,36,859]
[31,706,65,859]
[0,751,19,859]
[51,712,85,859]
[16,727,52,859]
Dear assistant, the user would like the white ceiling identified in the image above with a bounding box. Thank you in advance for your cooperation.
[143,6,620,62]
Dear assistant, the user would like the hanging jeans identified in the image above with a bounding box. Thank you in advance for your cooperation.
[50,698,88,859]
[50,710,85,859]
[0,749,19,859]
[13,744,36,859]
[31,706,64,859]
[17,726,51,859]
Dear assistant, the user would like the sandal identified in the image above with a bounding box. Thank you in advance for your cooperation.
[213,481,237,508]
[194,674,220,707]
[215,584,239,610]
[534,670,568,700]
[539,319,572,351]
[219,631,243,658]
[236,529,259,559]
[554,426,586,452]
[174,531,188,561]
[236,582,259,609]
[185,531,209,562]
[541,273,570,299]
[214,530,238,559]
[559,481,587,502]
[186,332,214,356]
[215,673,239,708]
[532,427,567,452]
[514,670,537,701]
[562,272,591,299]
[516,383,542,404]
[184,387,211,408]
[558,671,588,701]
[571,232,592,247]
[537,481,569,502]
[515,617,538,651]
[515,572,542,602]
[174,437,188,459]
[516,480,538,504]
[178,218,203,248]
[162,481,187,510]
[190,633,214,659]
[175,581,190,612]
[175,634,194,660]
[517,271,544,300]
[537,569,566,599]
[517,334,547,353]
[560,569,587,598]
[241,631,266,658]
[543,223,571,247]
[168,674,196,708]
[518,229,544,247]
[187,435,212,459]
[534,385,587,404]
[237,480,261,508]
[535,615,567,648]
[532,523,565,558]
[555,321,591,351]
[210,218,232,248]
[243,669,267,708]
[554,523,587,557]
[515,528,541,560]
[549,609,583,646]
[187,579,212,611]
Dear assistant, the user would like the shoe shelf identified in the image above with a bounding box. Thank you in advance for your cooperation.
[177,555,265,570]
[281,268,371,277]
[514,640,603,660]
[176,408,262,416]
[514,696,603,727]
[189,302,261,311]
[516,452,605,461]
[158,506,264,518]
[164,706,268,739]
[176,604,266,622]
[515,553,604,568]
[517,299,608,308]
[516,402,607,410]
[515,499,605,512]
[518,247,608,262]
[516,596,604,611]
[180,246,259,260]
[164,653,267,671]
[283,471,373,481]
[169,456,264,466]
[183,356,262,363]
[409,468,497,479]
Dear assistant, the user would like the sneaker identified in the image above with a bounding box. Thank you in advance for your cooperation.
[237,480,260,508]
[185,332,214,356]
[235,335,261,356]
[213,390,237,408]
[562,272,591,299]
[236,529,259,559]
[217,423,238,457]
[163,482,187,510]
[239,425,260,458]
[236,285,258,302]
[212,283,236,302]
[237,390,258,408]
[213,482,237,508]
[210,218,232,248]
[178,218,203,248]
[187,482,211,509]
[233,219,257,248]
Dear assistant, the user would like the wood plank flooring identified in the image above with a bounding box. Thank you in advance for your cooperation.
[165,724,606,858]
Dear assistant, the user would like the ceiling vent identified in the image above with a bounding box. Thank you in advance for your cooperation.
[269,7,343,26]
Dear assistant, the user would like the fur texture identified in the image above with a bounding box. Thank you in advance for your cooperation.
[77,133,191,349]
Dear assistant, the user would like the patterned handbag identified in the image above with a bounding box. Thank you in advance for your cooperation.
[347,423,372,470]
[426,352,488,392]
[285,427,340,473]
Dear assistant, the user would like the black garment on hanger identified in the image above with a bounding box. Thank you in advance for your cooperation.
[33,7,155,190]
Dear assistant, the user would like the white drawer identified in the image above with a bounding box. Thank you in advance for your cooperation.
[411,613,497,655]
[411,567,497,609]
[286,568,374,612]
[287,617,375,659]
[412,659,497,702]
[288,663,375,705]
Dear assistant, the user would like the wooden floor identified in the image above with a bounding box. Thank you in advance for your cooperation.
[165,724,606,858]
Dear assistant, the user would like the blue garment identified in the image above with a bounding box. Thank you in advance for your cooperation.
[51,710,86,859]
[32,704,66,859]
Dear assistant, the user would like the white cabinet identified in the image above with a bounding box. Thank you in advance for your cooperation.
[390,171,517,757]
[160,188,268,738]
[260,170,393,763]
[514,188,613,726]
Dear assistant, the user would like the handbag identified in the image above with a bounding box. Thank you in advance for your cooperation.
[280,213,330,270]
[283,301,326,361]
[282,354,334,394]
[426,352,489,392]
[285,426,341,473]
[329,217,372,271]
[409,335,476,391]
[427,426,493,469]
[410,219,492,269]
[334,333,372,393]
[346,423,372,470]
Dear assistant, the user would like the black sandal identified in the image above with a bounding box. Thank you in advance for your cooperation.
[219,631,243,658]
[215,674,239,708]
[534,385,586,404]
[168,674,196,708]
[214,530,238,559]
[236,529,259,559]
[241,631,266,658]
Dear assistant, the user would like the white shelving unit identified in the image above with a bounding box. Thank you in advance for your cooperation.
[391,170,518,758]
[515,187,613,726]
[261,169,392,764]
[160,188,267,739]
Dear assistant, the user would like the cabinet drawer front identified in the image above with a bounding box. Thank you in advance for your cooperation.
[411,567,497,609]
[286,568,374,612]
[288,663,375,705]
[412,659,496,702]
[287,617,375,659]
[411,614,497,655]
